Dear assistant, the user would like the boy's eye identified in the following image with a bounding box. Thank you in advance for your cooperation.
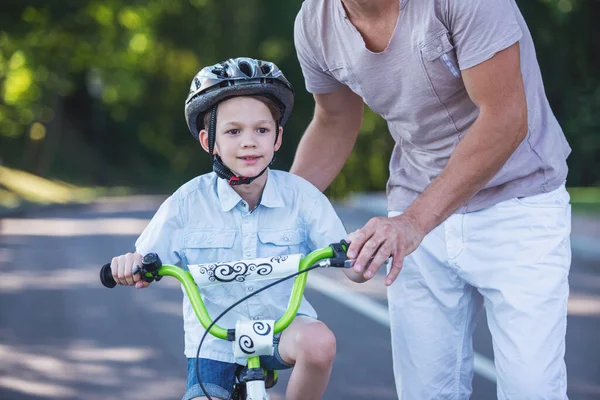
[226,129,240,135]
[257,128,268,134]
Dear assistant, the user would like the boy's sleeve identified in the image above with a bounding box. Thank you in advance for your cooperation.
[135,193,184,266]
[304,192,348,251]
[294,6,342,94]
[447,0,523,70]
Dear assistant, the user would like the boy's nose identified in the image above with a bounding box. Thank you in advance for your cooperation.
[241,138,257,148]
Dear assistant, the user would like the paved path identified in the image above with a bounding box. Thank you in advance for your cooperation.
[0,197,598,399]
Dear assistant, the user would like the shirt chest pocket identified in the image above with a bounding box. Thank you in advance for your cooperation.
[419,33,465,102]
[182,230,237,266]
[257,228,306,258]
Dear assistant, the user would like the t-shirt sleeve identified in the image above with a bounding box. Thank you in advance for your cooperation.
[446,0,523,70]
[135,193,184,266]
[293,6,342,94]
[304,192,348,251]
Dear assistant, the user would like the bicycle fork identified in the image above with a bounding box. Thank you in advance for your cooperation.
[237,357,271,400]
[245,380,269,400]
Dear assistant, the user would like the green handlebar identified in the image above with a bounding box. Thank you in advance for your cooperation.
[274,246,333,332]
[154,265,229,338]
[151,245,338,340]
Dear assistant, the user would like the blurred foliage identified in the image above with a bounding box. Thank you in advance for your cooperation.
[0,0,598,197]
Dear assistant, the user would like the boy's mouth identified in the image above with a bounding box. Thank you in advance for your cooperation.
[238,155,261,164]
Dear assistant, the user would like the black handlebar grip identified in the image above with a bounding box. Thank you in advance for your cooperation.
[100,263,117,288]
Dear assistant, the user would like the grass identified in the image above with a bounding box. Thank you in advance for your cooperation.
[0,165,131,211]
[1,165,599,216]
[571,202,600,215]
[568,187,600,216]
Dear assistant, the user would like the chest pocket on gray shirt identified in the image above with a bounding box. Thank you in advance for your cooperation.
[257,228,306,258]
[420,33,465,103]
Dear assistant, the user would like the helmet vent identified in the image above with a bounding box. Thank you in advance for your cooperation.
[238,61,253,77]
[211,64,229,78]
[260,64,272,74]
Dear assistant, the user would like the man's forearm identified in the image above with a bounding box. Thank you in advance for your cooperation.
[402,107,528,235]
[290,114,360,191]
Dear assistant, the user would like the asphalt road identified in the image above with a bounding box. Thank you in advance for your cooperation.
[1,197,598,399]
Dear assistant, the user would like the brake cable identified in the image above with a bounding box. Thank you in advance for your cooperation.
[195,262,324,400]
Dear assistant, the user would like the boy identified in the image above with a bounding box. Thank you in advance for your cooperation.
[109,57,364,400]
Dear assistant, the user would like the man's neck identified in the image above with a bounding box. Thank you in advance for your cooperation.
[340,0,400,53]
[341,0,398,20]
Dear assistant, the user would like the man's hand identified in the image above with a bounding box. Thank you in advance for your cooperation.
[347,214,425,286]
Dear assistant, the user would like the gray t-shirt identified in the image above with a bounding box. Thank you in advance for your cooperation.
[294,0,570,212]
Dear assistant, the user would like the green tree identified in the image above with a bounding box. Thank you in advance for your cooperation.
[0,0,598,195]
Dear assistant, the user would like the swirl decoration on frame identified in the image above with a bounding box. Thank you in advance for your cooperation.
[253,321,272,336]
[238,335,255,355]
[250,262,274,277]
[270,255,288,263]
[198,257,291,282]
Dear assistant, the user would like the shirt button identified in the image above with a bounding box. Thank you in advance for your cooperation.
[245,251,251,257]
[282,236,289,242]
[241,202,247,207]
[247,286,254,292]
[253,316,261,320]
[437,45,443,52]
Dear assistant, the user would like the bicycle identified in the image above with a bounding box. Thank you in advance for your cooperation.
[99,240,351,400]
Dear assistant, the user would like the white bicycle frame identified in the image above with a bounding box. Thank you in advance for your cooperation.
[100,245,349,400]
[188,254,305,400]
[246,381,269,400]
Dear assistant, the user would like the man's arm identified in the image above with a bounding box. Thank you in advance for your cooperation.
[290,85,364,191]
[349,42,528,285]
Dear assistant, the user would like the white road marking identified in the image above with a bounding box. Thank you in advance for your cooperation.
[307,272,497,383]
[0,218,149,236]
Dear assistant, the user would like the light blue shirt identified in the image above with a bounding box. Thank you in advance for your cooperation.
[135,169,347,361]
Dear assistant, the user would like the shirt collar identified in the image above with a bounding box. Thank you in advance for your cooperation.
[260,170,284,209]
[215,170,284,212]
[216,176,242,212]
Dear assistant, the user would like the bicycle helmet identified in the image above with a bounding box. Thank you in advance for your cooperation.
[184,57,294,186]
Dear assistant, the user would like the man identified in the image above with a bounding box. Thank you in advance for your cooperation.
[291,0,571,399]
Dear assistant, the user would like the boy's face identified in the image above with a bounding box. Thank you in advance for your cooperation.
[200,97,282,178]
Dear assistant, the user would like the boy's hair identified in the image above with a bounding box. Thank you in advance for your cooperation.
[199,95,283,133]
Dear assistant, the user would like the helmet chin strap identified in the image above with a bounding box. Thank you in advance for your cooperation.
[207,105,279,186]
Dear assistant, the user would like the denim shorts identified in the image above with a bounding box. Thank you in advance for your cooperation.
[182,334,293,400]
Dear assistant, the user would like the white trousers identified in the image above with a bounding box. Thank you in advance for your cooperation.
[388,185,571,399]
